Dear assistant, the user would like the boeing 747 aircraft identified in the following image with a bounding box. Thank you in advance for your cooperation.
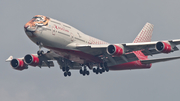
[6,15,180,77]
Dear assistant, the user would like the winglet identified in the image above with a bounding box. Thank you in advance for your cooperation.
[6,56,13,62]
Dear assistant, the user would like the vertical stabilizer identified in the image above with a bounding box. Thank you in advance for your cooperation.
[133,23,154,43]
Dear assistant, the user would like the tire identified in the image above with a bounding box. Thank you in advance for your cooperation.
[86,71,90,75]
[64,72,67,77]
[80,69,83,74]
[62,67,66,71]
[37,51,40,56]
[105,67,109,72]
[93,68,96,73]
[96,70,99,74]
[83,71,86,76]
[84,69,87,72]
[97,67,100,72]
[40,50,44,54]
[99,69,102,74]
[102,68,105,72]
[68,72,71,76]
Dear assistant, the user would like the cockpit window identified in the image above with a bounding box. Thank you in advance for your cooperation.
[32,17,44,22]
[25,15,50,27]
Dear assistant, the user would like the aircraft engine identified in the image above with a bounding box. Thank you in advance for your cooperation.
[107,44,124,56]
[155,41,172,53]
[10,59,27,70]
[24,54,39,66]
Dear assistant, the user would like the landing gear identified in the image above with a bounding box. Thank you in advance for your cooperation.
[93,67,104,74]
[62,66,70,72]
[36,42,44,56]
[64,72,67,77]
[63,72,71,77]
[67,71,71,76]
[104,62,109,72]
[80,65,90,76]
[62,66,71,77]
[37,50,44,56]
[57,58,73,77]
[93,62,109,74]
[105,67,109,72]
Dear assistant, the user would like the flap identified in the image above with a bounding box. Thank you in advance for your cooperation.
[141,56,180,64]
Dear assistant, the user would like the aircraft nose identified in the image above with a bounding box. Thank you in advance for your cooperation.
[24,25,29,30]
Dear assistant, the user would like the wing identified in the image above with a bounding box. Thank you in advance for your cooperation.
[74,39,180,66]
[6,50,83,71]
[141,56,180,64]
[76,39,180,56]
[124,39,180,55]
[6,51,56,70]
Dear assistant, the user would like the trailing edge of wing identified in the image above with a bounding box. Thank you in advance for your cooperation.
[141,56,180,64]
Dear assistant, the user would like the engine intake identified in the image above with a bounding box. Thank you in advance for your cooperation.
[107,44,124,56]
[24,54,39,66]
[10,59,27,70]
[155,41,172,53]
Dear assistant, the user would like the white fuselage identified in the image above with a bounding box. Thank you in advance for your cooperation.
[23,15,152,70]
[25,17,108,64]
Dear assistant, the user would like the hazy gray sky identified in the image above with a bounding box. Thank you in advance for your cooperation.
[1,0,180,101]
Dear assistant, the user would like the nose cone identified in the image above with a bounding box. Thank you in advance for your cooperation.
[24,23,35,37]
[24,24,29,30]
[24,22,37,32]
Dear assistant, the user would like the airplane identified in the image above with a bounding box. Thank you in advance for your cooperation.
[6,15,180,77]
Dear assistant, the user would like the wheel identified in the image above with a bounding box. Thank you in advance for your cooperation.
[96,70,99,74]
[83,71,86,76]
[86,71,90,75]
[47,51,50,53]
[105,67,109,72]
[37,50,44,56]
[99,69,102,74]
[97,67,100,72]
[80,69,83,74]
[102,68,105,72]
[62,67,66,71]
[37,51,41,56]
[40,50,44,54]
[84,69,87,72]
[64,72,67,77]
[93,68,96,73]
[67,72,71,76]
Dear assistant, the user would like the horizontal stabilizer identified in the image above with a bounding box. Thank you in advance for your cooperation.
[6,56,13,62]
[141,56,180,64]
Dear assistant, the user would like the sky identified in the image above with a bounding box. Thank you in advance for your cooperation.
[1,0,180,101]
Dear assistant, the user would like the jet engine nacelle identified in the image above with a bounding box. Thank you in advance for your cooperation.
[24,54,39,66]
[10,59,27,70]
[107,44,124,56]
[155,41,172,53]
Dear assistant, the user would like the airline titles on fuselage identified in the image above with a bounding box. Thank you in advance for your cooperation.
[51,24,107,45]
